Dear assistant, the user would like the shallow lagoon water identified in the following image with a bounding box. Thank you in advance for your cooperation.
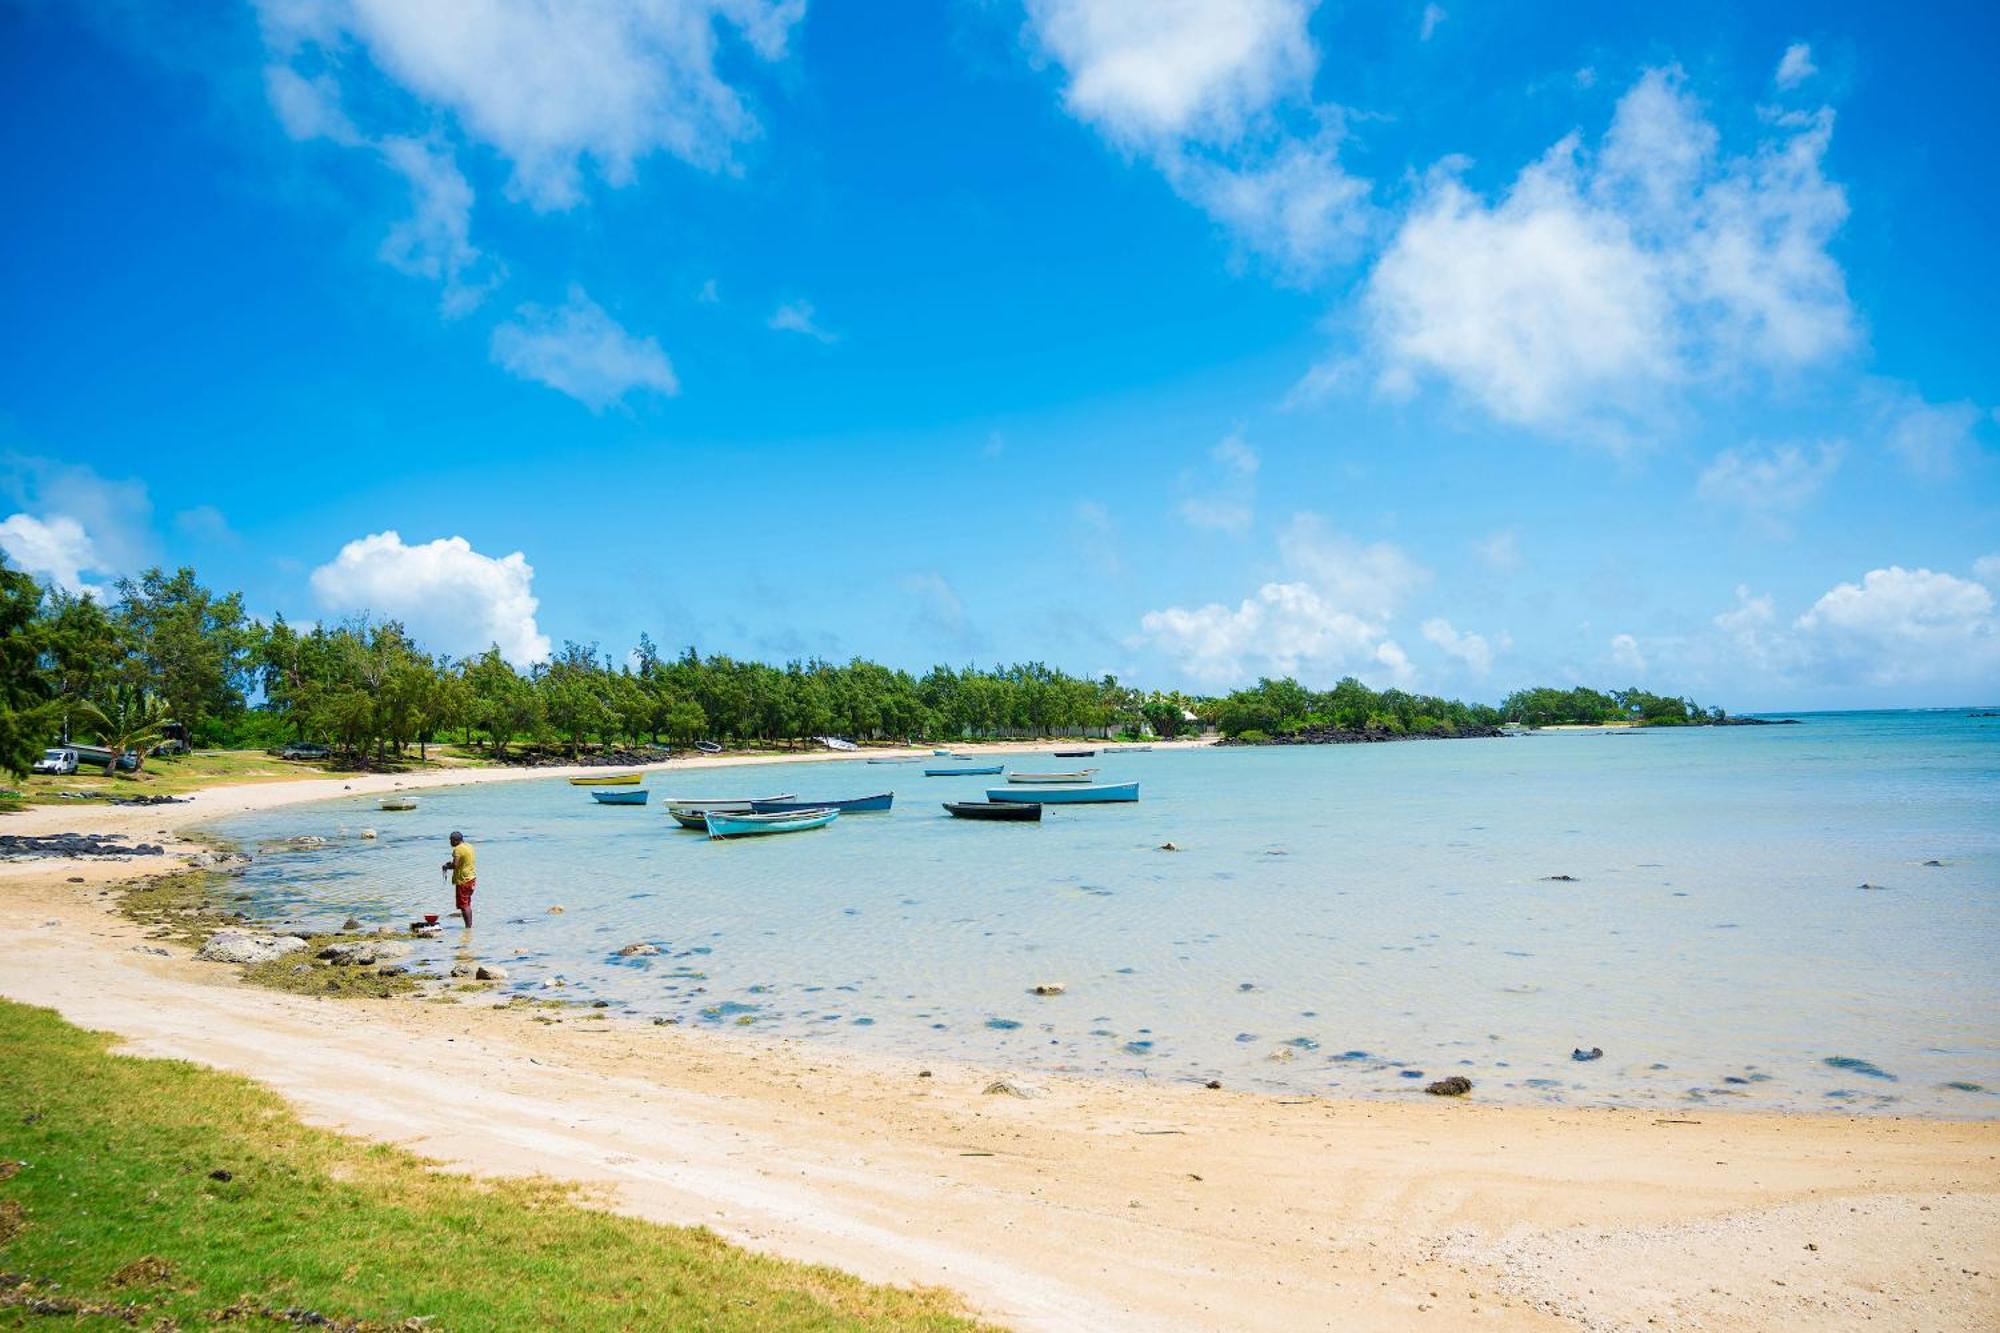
[210,711,2000,1114]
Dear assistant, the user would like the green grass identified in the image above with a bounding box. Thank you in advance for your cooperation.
[13,746,501,805]
[0,999,989,1331]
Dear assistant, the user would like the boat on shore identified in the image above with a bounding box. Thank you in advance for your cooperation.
[987,781,1137,804]
[750,792,892,813]
[944,800,1042,821]
[590,789,650,805]
[1007,769,1097,783]
[925,765,1003,776]
[705,807,840,839]
[695,741,724,754]
[569,773,643,787]
[818,736,859,751]
[1052,748,1098,758]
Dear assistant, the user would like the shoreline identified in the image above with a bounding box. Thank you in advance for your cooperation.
[2,761,1996,1329]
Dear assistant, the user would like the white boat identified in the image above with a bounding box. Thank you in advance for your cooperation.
[664,793,797,813]
[818,736,859,751]
[1006,768,1098,783]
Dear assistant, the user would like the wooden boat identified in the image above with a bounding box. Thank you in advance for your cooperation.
[987,781,1137,804]
[704,807,840,839]
[924,765,1003,776]
[667,808,713,830]
[751,792,892,814]
[664,793,797,813]
[590,788,650,805]
[569,772,643,787]
[379,797,420,811]
[1052,748,1098,758]
[944,800,1042,822]
[1007,768,1098,783]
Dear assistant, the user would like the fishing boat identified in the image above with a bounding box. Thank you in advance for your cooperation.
[750,792,892,813]
[865,757,911,764]
[1006,768,1097,783]
[569,773,643,787]
[664,793,797,813]
[379,797,420,811]
[818,736,859,751]
[944,800,1042,822]
[590,789,650,805]
[667,808,713,830]
[1052,748,1098,758]
[704,807,840,839]
[987,781,1137,804]
[695,741,724,754]
[924,765,1003,776]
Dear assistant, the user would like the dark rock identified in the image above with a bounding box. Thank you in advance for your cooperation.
[591,998,610,1008]
[1572,1046,1605,1062]
[341,917,363,931]
[0,832,167,861]
[1205,1079,1222,1089]
[207,1169,232,1182]
[1542,874,1580,882]
[474,964,508,981]
[1425,1076,1473,1096]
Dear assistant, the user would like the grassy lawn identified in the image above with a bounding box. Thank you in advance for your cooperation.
[12,746,499,805]
[0,1000,989,1331]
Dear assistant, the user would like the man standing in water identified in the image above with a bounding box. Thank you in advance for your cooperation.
[441,831,477,927]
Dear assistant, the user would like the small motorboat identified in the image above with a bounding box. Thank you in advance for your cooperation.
[379,797,420,811]
[987,781,1137,804]
[1007,768,1098,783]
[695,741,724,754]
[751,792,893,813]
[944,800,1042,822]
[1052,748,1098,758]
[704,807,840,839]
[590,789,650,805]
[569,773,643,787]
[924,765,1003,776]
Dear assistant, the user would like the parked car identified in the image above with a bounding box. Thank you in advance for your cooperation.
[32,748,79,776]
[151,738,190,757]
[277,742,331,760]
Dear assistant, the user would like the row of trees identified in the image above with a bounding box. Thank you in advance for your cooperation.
[0,553,1724,778]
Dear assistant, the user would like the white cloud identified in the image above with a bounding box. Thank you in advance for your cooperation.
[1421,617,1494,674]
[1775,42,1817,90]
[1023,0,1371,280]
[1794,566,1997,685]
[1711,584,1784,670]
[1974,554,2000,588]
[310,530,551,665]
[1140,513,1422,686]
[1696,441,1842,530]
[257,0,803,210]
[263,63,360,145]
[1609,632,1647,672]
[490,286,679,409]
[768,299,837,343]
[1359,66,1852,439]
[0,458,155,575]
[1419,4,1445,41]
[0,514,101,596]
[1871,383,1986,479]
[376,136,501,316]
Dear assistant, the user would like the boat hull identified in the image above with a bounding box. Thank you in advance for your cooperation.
[590,789,650,805]
[751,792,892,813]
[987,781,1138,804]
[924,765,1003,776]
[705,808,840,838]
[944,801,1041,821]
[1051,749,1098,758]
[570,773,643,786]
[1006,769,1097,783]
[664,793,797,811]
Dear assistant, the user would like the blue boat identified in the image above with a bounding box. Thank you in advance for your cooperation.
[986,781,1138,804]
[750,792,893,813]
[704,807,840,838]
[925,765,1003,776]
[590,788,650,805]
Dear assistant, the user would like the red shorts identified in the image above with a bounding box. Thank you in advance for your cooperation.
[455,878,476,912]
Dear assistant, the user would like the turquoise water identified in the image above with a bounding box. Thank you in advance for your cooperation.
[209,711,2000,1114]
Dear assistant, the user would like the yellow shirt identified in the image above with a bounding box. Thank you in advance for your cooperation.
[451,842,477,885]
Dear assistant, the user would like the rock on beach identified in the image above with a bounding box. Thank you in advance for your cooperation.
[196,931,308,965]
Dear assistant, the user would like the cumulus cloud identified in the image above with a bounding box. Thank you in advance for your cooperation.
[1696,441,1842,531]
[1358,66,1852,439]
[768,299,837,343]
[490,286,679,409]
[1975,554,2000,588]
[0,514,102,596]
[0,457,156,580]
[1421,617,1495,675]
[1775,42,1816,90]
[1793,566,1997,685]
[310,531,551,665]
[1024,0,1372,280]
[1139,513,1422,686]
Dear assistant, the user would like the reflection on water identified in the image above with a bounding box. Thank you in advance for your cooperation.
[211,711,2000,1114]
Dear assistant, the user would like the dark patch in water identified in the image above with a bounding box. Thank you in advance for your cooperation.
[1285,1037,1319,1051]
[1235,1033,1258,1043]
[1823,1056,1896,1081]
[1333,1050,1371,1062]
[1524,1078,1562,1089]
[1124,1040,1154,1055]
[851,1016,874,1026]
[1941,1081,1987,1093]
[1398,1070,1424,1079]
[985,1018,1022,1031]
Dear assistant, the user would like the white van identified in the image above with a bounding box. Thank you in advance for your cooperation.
[32,748,79,775]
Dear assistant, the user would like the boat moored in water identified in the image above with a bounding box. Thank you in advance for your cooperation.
[1052,748,1098,758]
[569,773,643,786]
[704,807,840,838]
[944,800,1042,821]
[1007,768,1097,783]
[750,792,892,813]
[987,781,1137,804]
[924,765,1003,776]
[590,788,650,805]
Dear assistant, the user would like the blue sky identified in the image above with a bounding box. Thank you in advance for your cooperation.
[1,0,1995,710]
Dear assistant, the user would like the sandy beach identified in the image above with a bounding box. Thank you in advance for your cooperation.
[2,755,1995,1331]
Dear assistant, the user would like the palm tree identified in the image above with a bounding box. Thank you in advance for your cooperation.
[75,689,173,776]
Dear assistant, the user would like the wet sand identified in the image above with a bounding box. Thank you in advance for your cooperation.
[1,758,1995,1331]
